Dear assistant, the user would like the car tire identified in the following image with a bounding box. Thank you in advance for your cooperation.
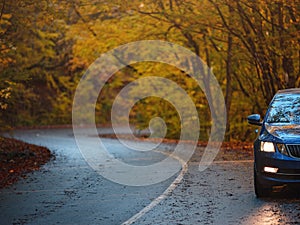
[254,168,271,198]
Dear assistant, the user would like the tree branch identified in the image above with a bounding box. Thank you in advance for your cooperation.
[0,0,5,22]
[72,3,97,37]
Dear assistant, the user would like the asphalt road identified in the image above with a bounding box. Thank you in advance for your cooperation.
[1,128,300,225]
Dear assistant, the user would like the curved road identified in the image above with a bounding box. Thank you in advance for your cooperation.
[1,128,300,224]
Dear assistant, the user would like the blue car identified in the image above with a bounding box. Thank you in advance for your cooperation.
[248,88,300,197]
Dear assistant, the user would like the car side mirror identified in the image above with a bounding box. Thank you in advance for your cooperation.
[247,114,262,126]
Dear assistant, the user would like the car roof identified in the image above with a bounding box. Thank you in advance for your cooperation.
[277,88,300,94]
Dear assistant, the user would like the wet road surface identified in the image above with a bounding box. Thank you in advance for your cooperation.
[1,128,300,224]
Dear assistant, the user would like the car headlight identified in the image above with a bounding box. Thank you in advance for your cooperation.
[260,141,275,152]
[276,143,288,155]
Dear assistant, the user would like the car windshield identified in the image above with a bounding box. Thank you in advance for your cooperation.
[266,93,300,124]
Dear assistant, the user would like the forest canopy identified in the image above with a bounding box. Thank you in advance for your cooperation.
[0,0,299,141]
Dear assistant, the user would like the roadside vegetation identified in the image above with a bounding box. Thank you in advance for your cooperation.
[0,136,52,188]
[0,0,299,141]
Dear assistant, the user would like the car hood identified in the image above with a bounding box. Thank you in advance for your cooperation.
[265,123,300,143]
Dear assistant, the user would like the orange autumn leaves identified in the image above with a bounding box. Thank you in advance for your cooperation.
[0,136,52,188]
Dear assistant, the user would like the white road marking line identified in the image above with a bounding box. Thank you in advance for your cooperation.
[122,152,253,225]
[122,150,188,225]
